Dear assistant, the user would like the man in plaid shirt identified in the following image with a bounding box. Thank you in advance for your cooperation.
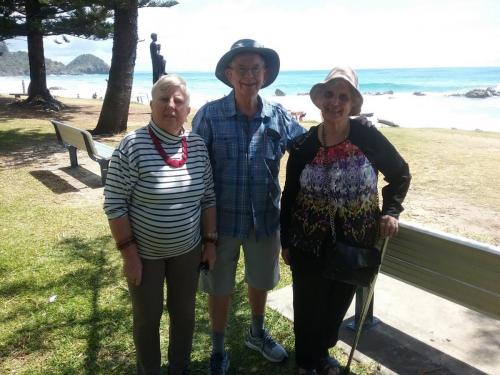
[192,39,305,375]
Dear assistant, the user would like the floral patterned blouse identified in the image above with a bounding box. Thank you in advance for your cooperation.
[296,139,380,249]
[280,120,411,254]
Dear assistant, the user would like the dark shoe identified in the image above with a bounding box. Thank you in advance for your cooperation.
[208,351,230,375]
[317,356,340,375]
[244,328,288,362]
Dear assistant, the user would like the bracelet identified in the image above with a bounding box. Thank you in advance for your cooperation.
[116,237,136,251]
[203,232,218,245]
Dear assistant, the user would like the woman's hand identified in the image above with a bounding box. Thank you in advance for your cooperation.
[281,248,291,266]
[202,242,217,271]
[379,215,399,238]
[121,246,143,286]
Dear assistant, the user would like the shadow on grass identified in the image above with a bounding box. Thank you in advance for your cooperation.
[0,127,56,152]
[0,97,103,169]
[29,167,103,192]
[58,235,132,374]
[0,97,89,123]
[0,234,136,374]
[60,166,103,189]
[1,237,298,374]
[29,170,80,193]
[0,127,64,169]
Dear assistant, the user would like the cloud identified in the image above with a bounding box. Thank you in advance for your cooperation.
[4,0,500,71]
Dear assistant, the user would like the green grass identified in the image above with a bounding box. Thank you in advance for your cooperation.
[1,109,499,373]
[0,165,368,374]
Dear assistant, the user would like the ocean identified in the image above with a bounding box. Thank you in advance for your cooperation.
[2,66,500,131]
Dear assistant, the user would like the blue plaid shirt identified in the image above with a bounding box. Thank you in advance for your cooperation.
[192,91,306,240]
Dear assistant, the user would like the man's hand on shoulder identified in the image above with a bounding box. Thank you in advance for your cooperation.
[354,114,374,127]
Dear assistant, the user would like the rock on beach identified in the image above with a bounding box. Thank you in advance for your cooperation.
[464,87,500,98]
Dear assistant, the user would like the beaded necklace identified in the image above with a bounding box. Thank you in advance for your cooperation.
[148,126,187,168]
[321,122,350,147]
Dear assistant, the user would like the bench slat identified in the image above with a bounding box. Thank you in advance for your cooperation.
[54,122,91,151]
[382,259,500,319]
[94,141,115,159]
[381,221,500,320]
[386,237,499,292]
[51,120,114,185]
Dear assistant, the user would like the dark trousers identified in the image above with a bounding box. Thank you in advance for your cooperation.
[128,245,201,375]
[290,248,356,370]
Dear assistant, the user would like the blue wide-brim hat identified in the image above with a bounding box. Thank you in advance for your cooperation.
[215,39,280,88]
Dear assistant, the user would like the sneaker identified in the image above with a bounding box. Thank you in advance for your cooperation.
[317,356,340,375]
[208,351,230,375]
[244,328,288,362]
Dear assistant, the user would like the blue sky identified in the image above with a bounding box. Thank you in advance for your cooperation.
[4,0,500,72]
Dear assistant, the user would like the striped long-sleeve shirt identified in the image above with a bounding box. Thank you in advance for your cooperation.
[104,121,216,259]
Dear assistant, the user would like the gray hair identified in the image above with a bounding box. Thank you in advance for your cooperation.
[151,74,190,105]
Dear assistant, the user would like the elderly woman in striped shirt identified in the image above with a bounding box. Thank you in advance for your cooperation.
[104,74,216,375]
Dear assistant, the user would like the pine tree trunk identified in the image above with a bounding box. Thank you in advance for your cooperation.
[24,0,63,111]
[93,1,138,135]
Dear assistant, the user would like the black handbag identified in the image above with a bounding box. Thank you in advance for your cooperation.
[323,241,381,287]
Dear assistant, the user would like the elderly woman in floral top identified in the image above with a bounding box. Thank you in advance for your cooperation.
[280,67,411,375]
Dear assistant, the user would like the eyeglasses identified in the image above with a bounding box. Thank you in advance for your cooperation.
[229,65,265,77]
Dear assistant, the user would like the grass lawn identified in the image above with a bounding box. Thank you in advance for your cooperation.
[1,96,499,374]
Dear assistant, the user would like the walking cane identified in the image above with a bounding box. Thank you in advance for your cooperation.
[343,236,390,374]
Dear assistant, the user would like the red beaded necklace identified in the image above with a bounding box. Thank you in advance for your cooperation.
[148,126,188,168]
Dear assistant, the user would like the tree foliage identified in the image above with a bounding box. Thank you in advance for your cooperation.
[0,0,178,119]
[0,1,113,41]
[0,1,113,111]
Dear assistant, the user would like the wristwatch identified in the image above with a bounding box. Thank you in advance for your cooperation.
[203,232,218,245]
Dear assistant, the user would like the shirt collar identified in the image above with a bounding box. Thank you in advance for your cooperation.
[148,120,184,143]
[221,90,272,120]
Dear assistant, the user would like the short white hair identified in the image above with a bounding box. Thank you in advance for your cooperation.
[151,74,190,105]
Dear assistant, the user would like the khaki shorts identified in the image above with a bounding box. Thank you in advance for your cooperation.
[199,230,280,296]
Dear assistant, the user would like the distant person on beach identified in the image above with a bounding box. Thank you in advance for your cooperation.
[280,66,411,375]
[192,39,306,375]
[104,74,217,375]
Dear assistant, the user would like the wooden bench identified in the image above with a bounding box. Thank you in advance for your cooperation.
[51,120,114,185]
[350,221,500,329]
[382,221,500,319]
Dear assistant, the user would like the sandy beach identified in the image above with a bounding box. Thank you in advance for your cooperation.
[2,72,500,133]
[269,93,500,132]
[40,89,500,133]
